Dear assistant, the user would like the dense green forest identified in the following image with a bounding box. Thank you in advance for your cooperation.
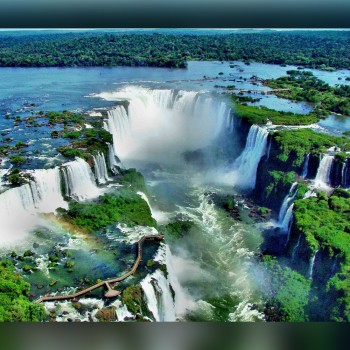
[0,31,350,69]
[0,260,44,321]
[293,189,350,321]
[264,71,350,116]
[233,101,321,125]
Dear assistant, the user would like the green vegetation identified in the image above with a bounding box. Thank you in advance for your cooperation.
[263,171,297,202]
[45,111,84,126]
[57,127,110,161]
[118,168,148,192]
[233,102,319,125]
[1,31,350,69]
[61,131,82,139]
[121,285,144,315]
[9,155,26,165]
[162,220,194,241]
[7,168,30,186]
[273,128,350,167]
[59,190,156,232]
[0,260,45,321]
[261,256,311,322]
[291,190,350,321]
[264,70,350,116]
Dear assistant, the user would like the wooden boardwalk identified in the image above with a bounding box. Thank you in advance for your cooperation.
[34,234,164,304]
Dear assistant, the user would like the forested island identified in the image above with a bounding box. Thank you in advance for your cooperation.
[0,31,350,69]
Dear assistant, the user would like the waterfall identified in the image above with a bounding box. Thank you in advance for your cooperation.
[164,245,194,317]
[315,155,334,187]
[280,204,294,234]
[278,182,298,225]
[232,125,268,190]
[342,159,349,188]
[105,106,130,159]
[93,152,110,184]
[30,168,68,212]
[107,143,120,173]
[301,153,310,178]
[137,191,153,217]
[61,157,101,200]
[140,269,176,322]
[308,249,319,279]
[291,235,301,261]
[265,136,272,161]
[0,167,68,245]
[101,87,230,165]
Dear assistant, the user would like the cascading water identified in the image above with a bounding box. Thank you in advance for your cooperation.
[342,159,349,188]
[280,204,294,234]
[140,269,176,322]
[230,125,268,190]
[61,157,101,200]
[105,106,130,160]
[107,143,120,172]
[0,167,68,245]
[308,249,319,279]
[315,155,334,188]
[101,87,230,166]
[278,182,298,227]
[0,183,39,244]
[301,153,310,178]
[30,168,68,212]
[291,235,301,261]
[93,152,110,184]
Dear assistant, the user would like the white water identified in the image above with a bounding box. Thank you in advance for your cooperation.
[30,167,68,212]
[111,300,135,321]
[280,204,294,234]
[108,223,159,244]
[136,191,168,224]
[141,269,176,322]
[229,125,268,190]
[61,157,101,200]
[315,155,334,188]
[107,143,120,172]
[154,244,195,318]
[301,153,310,178]
[174,187,264,321]
[101,87,230,165]
[308,249,319,279]
[342,160,348,188]
[278,182,298,226]
[0,167,68,246]
[93,152,110,184]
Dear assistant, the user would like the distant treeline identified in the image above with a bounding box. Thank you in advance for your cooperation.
[0,31,350,69]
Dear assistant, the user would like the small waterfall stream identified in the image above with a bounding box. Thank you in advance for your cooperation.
[93,152,110,184]
[301,153,310,178]
[291,235,301,261]
[308,249,319,279]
